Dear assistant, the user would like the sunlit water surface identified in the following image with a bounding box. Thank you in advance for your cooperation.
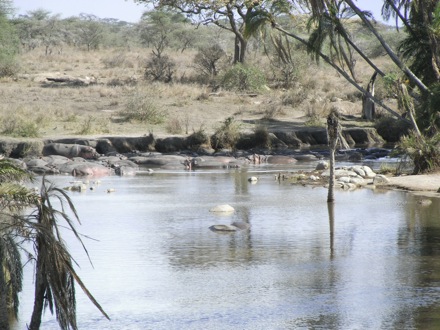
[12,163,440,329]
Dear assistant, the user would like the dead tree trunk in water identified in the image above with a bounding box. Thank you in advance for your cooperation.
[327,109,341,203]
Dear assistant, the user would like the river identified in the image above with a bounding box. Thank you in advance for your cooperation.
[12,163,440,329]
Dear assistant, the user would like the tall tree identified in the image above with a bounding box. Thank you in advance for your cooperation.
[133,0,277,63]
[0,0,19,77]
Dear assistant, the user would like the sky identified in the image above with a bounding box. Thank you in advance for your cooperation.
[12,0,386,23]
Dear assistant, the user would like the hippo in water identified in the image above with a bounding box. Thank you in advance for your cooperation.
[209,221,250,232]
[43,143,99,159]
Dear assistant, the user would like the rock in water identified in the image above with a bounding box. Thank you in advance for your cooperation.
[209,224,238,232]
[209,204,235,213]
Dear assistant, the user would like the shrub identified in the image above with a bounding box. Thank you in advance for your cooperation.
[219,64,266,93]
[253,126,271,148]
[119,92,167,124]
[144,55,176,83]
[101,52,127,68]
[262,101,285,120]
[281,88,307,107]
[187,128,210,149]
[166,117,183,134]
[398,132,440,174]
[1,115,40,138]
[211,117,242,149]
[76,115,110,135]
[0,105,54,138]
[0,54,19,77]
[193,44,226,78]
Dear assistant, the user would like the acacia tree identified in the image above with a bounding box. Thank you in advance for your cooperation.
[75,13,104,51]
[134,0,270,63]
[0,0,19,76]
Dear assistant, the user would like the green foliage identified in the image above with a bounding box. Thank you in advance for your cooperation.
[0,116,40,138]
[0,14,19,77]
[144,54,176,83]
[187,128,210,149]
[120,92,167,124]
[417,82,440,132]
[76,115,110,135]
[220,64,266,92]
[253,126,271,148]
[211,117,242,150]
[398,131,440,174]
[193,44,226,79]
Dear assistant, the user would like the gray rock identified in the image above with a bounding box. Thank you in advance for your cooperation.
[315,160,329,170]
[209,224,238,232]
[373,174,390,184]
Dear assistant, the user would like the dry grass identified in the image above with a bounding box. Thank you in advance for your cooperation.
[0,46,394,139]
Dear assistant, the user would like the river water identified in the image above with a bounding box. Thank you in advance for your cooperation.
[12,163,440,329]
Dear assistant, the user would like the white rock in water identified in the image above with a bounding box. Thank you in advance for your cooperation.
[248,176,258,183]
[209,204,235,213]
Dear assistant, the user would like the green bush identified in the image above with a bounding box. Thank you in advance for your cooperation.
[187,128,210,149]
[398,131,440,174]
[76,115,110,135]
[219,64,266,92]
[211,117,242,149]
[119,92,167,124]
[144,55,176,83]
[1,115,40,138]
[0,15,19,77]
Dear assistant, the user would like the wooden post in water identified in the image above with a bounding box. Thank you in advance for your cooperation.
[326,108,341,203]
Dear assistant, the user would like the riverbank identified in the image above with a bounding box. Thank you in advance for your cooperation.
[385,173,440,197]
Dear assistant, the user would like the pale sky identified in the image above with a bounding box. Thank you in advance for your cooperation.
[12,0,386,23]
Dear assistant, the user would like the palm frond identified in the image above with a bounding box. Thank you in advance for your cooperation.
[0,159,33,184]
[0,233,23,319]
[0,182,40,211]
[29,177,109,330]
[244,8,274,39]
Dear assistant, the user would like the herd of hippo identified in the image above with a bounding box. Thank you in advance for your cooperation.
[6,141,393,178]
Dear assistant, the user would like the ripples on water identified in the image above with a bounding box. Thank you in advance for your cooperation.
[13,165,440,329]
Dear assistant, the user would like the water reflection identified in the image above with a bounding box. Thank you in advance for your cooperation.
[13,168,440,329]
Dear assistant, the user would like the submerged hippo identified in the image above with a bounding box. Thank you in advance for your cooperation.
[209,221,250,233]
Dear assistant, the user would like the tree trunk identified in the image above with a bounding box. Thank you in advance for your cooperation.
[327,110,340,203]
[328,202,335,259]
[233,35,247,64]
[234,36,240,64]
[362,72,377,120]
[29,251,45,330]
[0,260,10,330]
[327,148,336,203]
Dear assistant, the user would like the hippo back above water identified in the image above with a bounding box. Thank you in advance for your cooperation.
[43,143,99,159]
